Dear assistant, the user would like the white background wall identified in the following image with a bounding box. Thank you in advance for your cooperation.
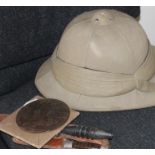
[140,6,155,45]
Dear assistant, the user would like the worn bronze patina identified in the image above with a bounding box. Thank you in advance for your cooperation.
[16,99,70,133]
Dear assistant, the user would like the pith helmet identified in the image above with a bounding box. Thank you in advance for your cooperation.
[35,9,155,111]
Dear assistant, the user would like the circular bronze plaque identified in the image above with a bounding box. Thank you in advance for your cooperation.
[16,98,70,133]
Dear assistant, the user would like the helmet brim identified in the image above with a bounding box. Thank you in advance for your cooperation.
[35,45,155,111]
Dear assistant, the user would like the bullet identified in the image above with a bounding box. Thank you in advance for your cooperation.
[62,125,113,140]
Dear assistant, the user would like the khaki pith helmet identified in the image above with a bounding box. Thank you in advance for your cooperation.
[35,9,155,111]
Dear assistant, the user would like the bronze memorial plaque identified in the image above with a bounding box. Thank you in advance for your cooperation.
[16,98,70,133]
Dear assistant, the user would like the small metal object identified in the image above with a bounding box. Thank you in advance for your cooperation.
[72,140,101,149]
[62,125,113,140]
[64,140,102,149]
[16,98,70,133]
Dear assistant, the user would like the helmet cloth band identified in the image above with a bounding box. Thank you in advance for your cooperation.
[51,45,155,97]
